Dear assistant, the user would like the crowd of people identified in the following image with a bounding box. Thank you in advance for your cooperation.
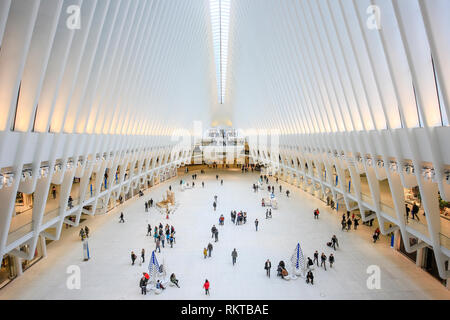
[341,211,360,231]
[122,166,392,297]
[152,223,177,251]
[230,210,248,225]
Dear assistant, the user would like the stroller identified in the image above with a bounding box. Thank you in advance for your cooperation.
[326,241,333,248]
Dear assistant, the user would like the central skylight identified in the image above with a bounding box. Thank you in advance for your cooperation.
[210,0,230,104]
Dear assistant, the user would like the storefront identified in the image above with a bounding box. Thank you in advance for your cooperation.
[0,255,17,289]
[20,241,44,272]
[423,247,448,286]
[398,233,417,263]
[15,192,34,215]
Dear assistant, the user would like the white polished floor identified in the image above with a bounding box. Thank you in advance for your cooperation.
[1,169,449,300]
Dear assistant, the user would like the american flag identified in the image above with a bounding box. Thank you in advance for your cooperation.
[290,243,306,276]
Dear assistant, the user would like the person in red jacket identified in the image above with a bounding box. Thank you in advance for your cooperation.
[203,279,210,295]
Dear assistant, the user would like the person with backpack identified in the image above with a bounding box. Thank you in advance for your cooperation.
[79,228,85,241]
[211,225,217,239]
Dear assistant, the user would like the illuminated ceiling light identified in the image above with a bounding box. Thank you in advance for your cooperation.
[389,161,398,172]
[210,0,230,104]
[422,167,435,181]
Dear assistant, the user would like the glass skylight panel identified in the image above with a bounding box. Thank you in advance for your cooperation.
[210,0,230,104]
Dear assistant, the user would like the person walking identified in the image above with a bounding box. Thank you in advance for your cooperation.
[286,190,290,197]
[353,217,359,230]
[214,229,219,242]
[341,219,347,231]
[150,198,153,207]
[232,248,238,266]
[145,202,148,212]
[207,243,213,257]
[346,218,352,231]
[51,185,57,199]
[264,259,272,277]
[329,253,335,268]
[213,201,217,211]
[203,247,208,259]
[221,179,223,186]
[255,219,259,231]
[405,204,410,221]
[211,225,217,239]
[320,253,327,271]
[411,202,420,221]
[313,250,319,267]
[202,181,204,188]
[331,235,339,250]
[161,236,165,248]
[79,228,85,241]
[279,185,282,193]
[203,279,210,295]
[140,274,148,295]
[306,271,314,285]
[131,251,137,265]
[156,239,161,253]
[140,248,145,264]
[119,212,125,223]
[147,224,152,236]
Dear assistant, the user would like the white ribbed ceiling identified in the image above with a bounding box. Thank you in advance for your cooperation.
[227,0,450,134]
[0,0,448,135]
